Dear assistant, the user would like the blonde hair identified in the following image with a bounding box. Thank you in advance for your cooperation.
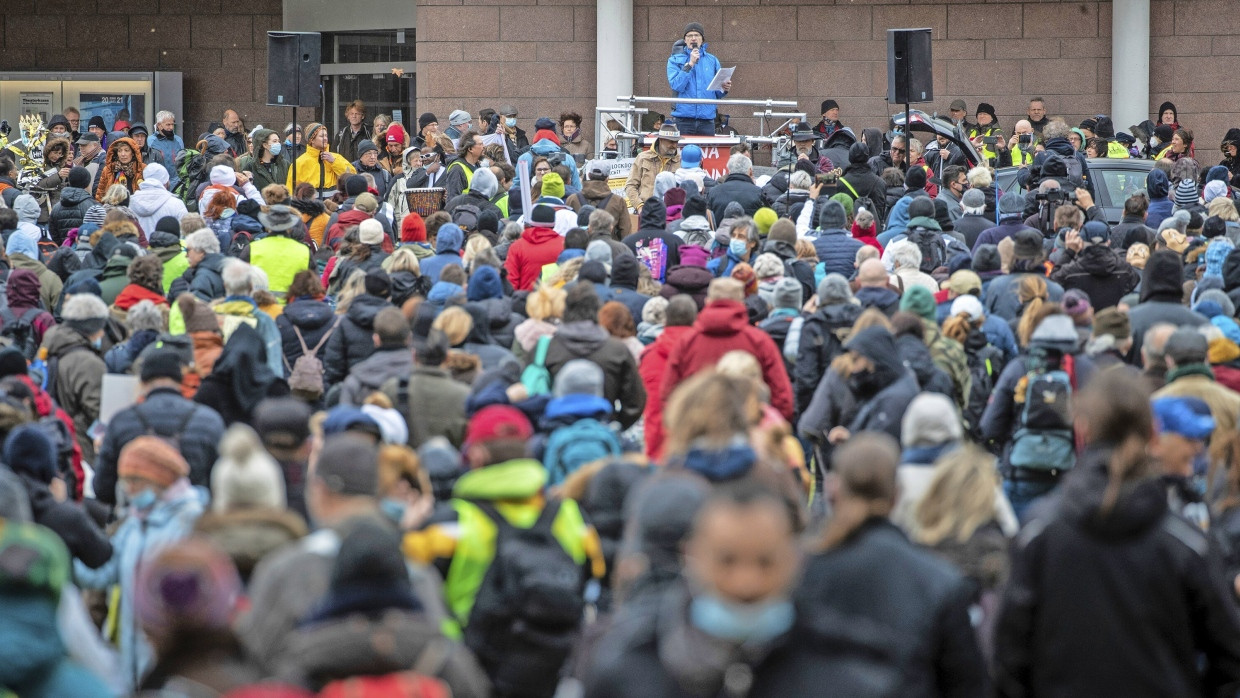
[333,269,368,314]
[716,350,770,405]
[795,239,819,264]
[663,370,754,457]
[997,236,1015,273]
[384,246,422,275]
[462,235,493,269]
[547,257,584,288]
[913,446,1001,545]
[849,307,893,338]
[1210,196,1240,222]
[942,311,982,344]
[102,183,131,206]
[526,285,566,321]
[1016,275,1049,347]
[376,443,431,500]
[433,306,473,346]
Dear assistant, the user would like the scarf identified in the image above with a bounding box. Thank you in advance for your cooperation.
[1166,363,1216,384]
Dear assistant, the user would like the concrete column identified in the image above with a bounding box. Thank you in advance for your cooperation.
[1111,0,1150,131]
[596,0,634,130]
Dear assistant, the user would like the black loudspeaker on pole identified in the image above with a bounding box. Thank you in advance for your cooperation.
[268,31,322,197]
[887,28,933,105]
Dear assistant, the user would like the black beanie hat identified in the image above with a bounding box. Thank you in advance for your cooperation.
[140,349,184,383]
[531,204,556,224]
[418,112,438,130]
[67,166,91,189]
[905,166,927,191]
[683,22,705,39]
[155,216,181,237]
[1094,116,1115,139]
[849,142,869,165]
[821,99,839,115]
[331,520,412,594]
[975,103,997,122]
[972,244,1001,273]
[364,269,391,298]
[0,347,27,379]
[344,175,367,197]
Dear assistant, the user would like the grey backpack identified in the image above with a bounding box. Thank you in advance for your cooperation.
[284,319,338,399]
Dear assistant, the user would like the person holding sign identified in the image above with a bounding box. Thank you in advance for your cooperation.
[666,22,731,136]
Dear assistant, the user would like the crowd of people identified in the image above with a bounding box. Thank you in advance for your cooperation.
[7,30,1240,695]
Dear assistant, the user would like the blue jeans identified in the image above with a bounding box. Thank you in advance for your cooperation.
[671,117,715,136]
[1004,478,1059,524]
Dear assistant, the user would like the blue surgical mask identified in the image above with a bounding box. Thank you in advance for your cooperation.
[690,592,794,644]
[379,497,406,524]
[91,337,103,350]
[729,238,748,257]
[130,488,158,512]
[269,142,282,156]
[505,117,517,128]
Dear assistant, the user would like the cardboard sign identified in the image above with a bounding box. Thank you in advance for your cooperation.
[642,135,741,181]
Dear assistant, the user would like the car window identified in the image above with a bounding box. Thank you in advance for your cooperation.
[1097,168,1146,207]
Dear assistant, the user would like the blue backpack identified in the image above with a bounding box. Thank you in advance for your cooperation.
[1008,352,1075,475]
[544,418,621,486]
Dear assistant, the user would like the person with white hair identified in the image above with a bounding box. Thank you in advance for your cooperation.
[886,239,938,293]
[707,153,764,223]
[773,169,813,221]
[128,162,188,234]
[169,228,226,302]
[44,292,110,461]
[211,259,284,377]
[149,110,185,187]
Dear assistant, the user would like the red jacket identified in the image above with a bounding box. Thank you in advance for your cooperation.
[639,325,694,462]
[660,300,795,421]
[505,226,564,291]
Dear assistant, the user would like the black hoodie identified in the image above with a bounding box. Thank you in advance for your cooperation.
[841,326,919,440]
[995,447,1240,698]
[622,197,682,281]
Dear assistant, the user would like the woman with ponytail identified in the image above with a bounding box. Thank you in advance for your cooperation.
[995,370,1240,697]
[1012,274,1049,348]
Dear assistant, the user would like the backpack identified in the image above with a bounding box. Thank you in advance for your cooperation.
[133,403,199,452]
[964,343,1003,441]
[227,230,253,259]
[464,499,586,697]
[519,335,553,397]
[838,176,883,223]
[1042,151,1084,188]
[172,149,205,209]
[0,307,44,361]
[42,344,92,401]
[451,203,482,232]
[543,418,622,487]
[32,414,75,489]
[907,226,947,273]
[1008,350,1075,474]
[284,320,338,400]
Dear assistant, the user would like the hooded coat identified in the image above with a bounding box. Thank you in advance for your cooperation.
[0,592,113,698]
[1129,252,1208,358]
[276,296,338,370]
[639,324,695,462]
[323,294,391,386]
[93,137,145,200]
[623,199,683,283]
[43,325,105,462]
[662,299,794,420]
[47,185,95,243]
[194,323,290,426]
[544,320,646,429]
[338,345,415,407]
[995,450,1240,697]
[841,326,920,440]
[795,302,862,414]
[1145,168,1174,230]
[505,225,565,291]
[128,179,188,234]
[5,268,56,348]
[419,223,465,285]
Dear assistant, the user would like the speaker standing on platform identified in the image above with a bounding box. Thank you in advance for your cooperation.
[286,122,356,199]
[666,22,731,137]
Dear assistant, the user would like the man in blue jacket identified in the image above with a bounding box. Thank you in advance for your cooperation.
[666,22,731,136]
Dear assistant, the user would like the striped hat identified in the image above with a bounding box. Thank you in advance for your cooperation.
[304,122,326,143]
[1173,179,1200,208]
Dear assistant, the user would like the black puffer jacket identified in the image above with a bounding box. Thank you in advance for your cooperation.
[895,333,954,398]
[1050,245,1140,311]
[168,252,227,303]
[323,294,390,385]
[707,172,765,223]
[276,297,339,372]
[47,186,94,244]
[390,269,431,307]
[995,448,1240,698]
[467,297,520,350]
[795,302,862,414]
[93,386,226,505]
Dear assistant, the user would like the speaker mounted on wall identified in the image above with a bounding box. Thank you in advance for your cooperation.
[267,31,322,108]
[887,28,933,104]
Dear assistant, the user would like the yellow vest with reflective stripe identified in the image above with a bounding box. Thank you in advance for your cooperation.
[447,160,474,194]
[249,235,311,298]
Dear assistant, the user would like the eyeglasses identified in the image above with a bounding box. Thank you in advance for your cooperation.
[891,147,905,154]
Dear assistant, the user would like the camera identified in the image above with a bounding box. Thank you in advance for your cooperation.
[982,136,1000,145]
[1034,189,1077,204]
[1019,133,1033,146]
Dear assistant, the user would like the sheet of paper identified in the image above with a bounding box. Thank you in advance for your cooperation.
[707,67,735,92]
[99,374,139,425]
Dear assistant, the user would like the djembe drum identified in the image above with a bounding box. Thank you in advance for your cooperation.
[407,188,446,217]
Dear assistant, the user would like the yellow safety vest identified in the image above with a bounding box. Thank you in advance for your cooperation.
[249,235,312,298]
[1106,141,1130,159]
[447,159,475,194]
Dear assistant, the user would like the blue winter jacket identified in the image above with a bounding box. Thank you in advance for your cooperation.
[516,139,583,190]
[150,132,185,187]
[667,42,724,120]
[811,228,864,278]
[0,594,113,698]
[73,483,206,692]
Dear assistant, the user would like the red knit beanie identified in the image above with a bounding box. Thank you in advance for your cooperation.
[401,212,427,243]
